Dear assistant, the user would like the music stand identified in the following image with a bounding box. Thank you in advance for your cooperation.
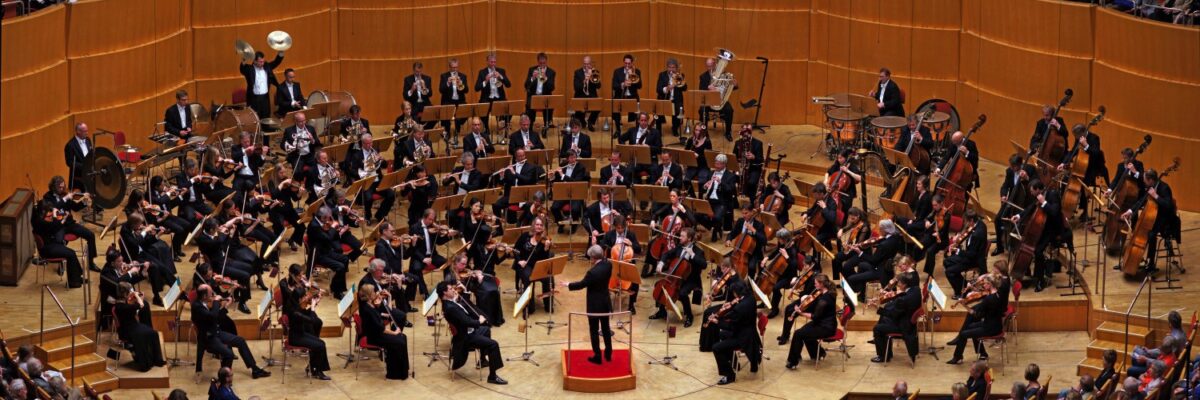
[501,226,532,245]
[883,148,916,171]
[663,147,698,169]
[594,184,630,203]
[298,196,326,225]
[647,285,683,370]
[456,103,491,137]
[422,155,457,176]
[162,280,193,367]
[530,255,568,333]
[474,156,510,176]
[345,177,373,210]
[682,198,714,220]
[372,135,395,154]
[263,227,292,259]
[491,100,524,143]
[569,98,604,123]
[757,211,783,237]
[525,149,555,167]
[792,179,816,209]
[464,187,503,207]
[378,168,407,192]
[551,181,589,258]
[611,99,640,145]
[615,144,652,168]
[431,194,467,253]
[506,285,539,366]
[704,150,740,172]
[421,290,447,366]
[576,158,598,173]
[609,260,642,333]
[323,142,352,163]
[696,241,731,265]
[632,184,670,221]
[530,95,563,133]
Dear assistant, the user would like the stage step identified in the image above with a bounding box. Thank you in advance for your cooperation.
[79,371,120,394]
[1076,357,1106,377]
[113,363,171,390]
[34,335,96,362]
[1095,321,1152,344]
[1087,339,1136,365]
[48,352,106,381]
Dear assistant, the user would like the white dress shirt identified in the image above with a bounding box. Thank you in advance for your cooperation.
[77,137,89,157]
[253,67,269,95]
[177,105,189,130]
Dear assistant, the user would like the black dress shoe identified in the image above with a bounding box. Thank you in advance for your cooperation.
[786,363,798,370]
[777,336,789,346]
[487,375,508,385]
[88,265,103,273]
[605,349,613,361]
[683,318,694,328]
[404,321,413,328]
[750,363,759,373]
[870,356,886,363]
[314,371,331,380]
[1035,281,1045,292]
[648,310,666,320]
[586,356,603,365]
[557,226,566,234]
[990,247,1004,257]
[256,278,269,291]
[251,368,272,379]
[152,297,164,307]
[717,376,734,385]
[946,358,963,365]
[724,133,733,141]
[237,302,251,314]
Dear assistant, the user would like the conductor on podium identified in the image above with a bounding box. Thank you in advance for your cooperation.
[560,245,613,364]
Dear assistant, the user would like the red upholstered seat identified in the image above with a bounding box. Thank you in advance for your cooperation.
[822,328,845,342]
[949,215,964,232]
[64,234,78,242]
[372,193,383,201]
[341,244,353,254]
[358,336,381,351]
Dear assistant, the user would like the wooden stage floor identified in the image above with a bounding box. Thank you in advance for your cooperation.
[0,124,1193,399]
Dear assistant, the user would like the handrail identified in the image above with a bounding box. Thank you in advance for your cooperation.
[40,285,78,385]
[1119,275,1152,372]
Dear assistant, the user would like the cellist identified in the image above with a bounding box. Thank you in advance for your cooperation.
[759,172,795,226]
[599,214,642,314]
[648,227,706,327]
[725,203,768,277]
[894,115,933,175]
[1106,148,1145,195]
[826,149,862,213]
[936,131,981,190]
[1057,124,1107,222]
[1119,169,1177,274]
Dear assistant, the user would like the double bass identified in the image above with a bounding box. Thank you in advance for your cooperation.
[935,114,988,214]
[653,245,695,308]
[1008,195,1044,281]
[1034,89,1074,169]
[1060,106,1106,218]
[1119,158,1180,277]
[1103,135,1153,254]
[906,108,934,174]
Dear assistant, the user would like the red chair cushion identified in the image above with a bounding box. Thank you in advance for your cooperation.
[372,193,383,201]
[507,205,521,212]
[341,244,353,254]
[232,89,247,104]
[562,204,572,213]
[949,215,964,232]
[64,234,78,242]
[821,328,845,342]
[358,336,381,351]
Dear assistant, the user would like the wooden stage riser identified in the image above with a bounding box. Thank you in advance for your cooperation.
[846,299,1090,332]
[5,320,97,349]
[150,310,343,342]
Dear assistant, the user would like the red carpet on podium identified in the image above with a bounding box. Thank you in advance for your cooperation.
[563,349,632,378]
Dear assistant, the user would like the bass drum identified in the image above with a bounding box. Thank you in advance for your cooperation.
[214,107,260,137]
[307,90,357,119]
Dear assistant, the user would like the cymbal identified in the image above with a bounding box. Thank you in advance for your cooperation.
[235,39,255,62]
[267,31,292,51]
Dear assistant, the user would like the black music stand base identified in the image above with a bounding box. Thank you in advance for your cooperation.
[506,310,540,366]
[646,322,679,370]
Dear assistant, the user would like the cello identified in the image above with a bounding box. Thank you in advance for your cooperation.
[755,246,790,298]
[1119,158,1179,277]
[1103,135,1153,254]
[1034,89,1074,169]
[1060,106,1106,218]
[729,208,761,277]
[935,114,987,214]
[649,211,684,260]
[605,230,636,291]
[653,245,695,308]
[1008,194,1045,281]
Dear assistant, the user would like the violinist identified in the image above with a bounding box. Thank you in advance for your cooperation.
[267,166,306,250]
[994,154,1038,256]
[765,229,802,316]
[560,246,614,365]
[599,151,634,188]
[1009,181,1063,292]
[699,257,741,352]
[342,133,394,223]
[783,274,837,370]
[192,263,243,332]
[397,124,433,167]
[826,149,862,213]
[947,209,990,297]
[710,280,760,385]
[734,124,766,201]
[946,275,1005,365]
[360,283,411,380]
[114,282,166,372]
[409,209,457,301]
[492,148,543,222]
[98,246,146,327]
[200,145,238,204]
[1030,104,1066,152]
[559,118,593,159]
[195,219,254,313]
[911,193,952,275]
[1058,123,1108,221]
[126,188,182,261]
[43,176,98,272]
[282,111,318,175]
[870,271,921,364]
[584,188,633,239]
[230,132,267,192]
[618,113,663,183]
[684,123,713,197]
[398,164,438,225]
[462,117,495,159]
[289,285,332,380]
[177,159,216,220]
[33,200,85,288]
[437,281,508,384]
[648,227,706,327]
[516,216,554,313]
[148,176,194,256]
[119,212,178,306]
[306,150,341,203]
[936,131,981,190]
[521,191,549,227]
[190,284,272,379]
[279,263,315,317]
[445,253,503,327]
[306,207,351,299]
[462,199,505,273]
[701,153,739,241]
[831,207,871,281]
[726,203,768,276]
[1120,168,1177,275]
[360,259,412,318]
[844,219,904,300]
[550,149,590,233]
[760,172,795,225]
[218,198,276,277]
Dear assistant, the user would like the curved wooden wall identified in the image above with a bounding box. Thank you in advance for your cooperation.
[3,0,1198,209]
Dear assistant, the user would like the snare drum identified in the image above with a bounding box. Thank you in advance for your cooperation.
[306,90,357,119]
[870,116,907,149]
[826,108,868,145]
[923,111,951,142]
[214,107,260,137]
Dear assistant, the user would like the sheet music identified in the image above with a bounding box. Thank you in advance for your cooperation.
[422,291,440,316]
[162,279,182,309]
[256,289,272,319]
[928,279,948,310]
[337,284,357,317]
[512,285,534,319]
[841,279,858,308]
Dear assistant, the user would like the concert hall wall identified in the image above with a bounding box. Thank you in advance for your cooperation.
[2,0,1198,209]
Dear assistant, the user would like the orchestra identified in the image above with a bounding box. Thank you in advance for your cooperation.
[611,54,643,132]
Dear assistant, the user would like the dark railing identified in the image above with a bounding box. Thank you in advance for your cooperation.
[40,285,78,385]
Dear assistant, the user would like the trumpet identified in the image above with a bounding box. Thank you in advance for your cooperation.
[414,75,431,96]
[533,66,548,84]
[448,73,466,92]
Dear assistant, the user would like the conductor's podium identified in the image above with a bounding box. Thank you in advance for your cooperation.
[560,310,636,393]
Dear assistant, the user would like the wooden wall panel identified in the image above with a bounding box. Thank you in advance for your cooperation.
[1,6,68,138]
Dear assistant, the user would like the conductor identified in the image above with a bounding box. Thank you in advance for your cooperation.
[560,245,613,365]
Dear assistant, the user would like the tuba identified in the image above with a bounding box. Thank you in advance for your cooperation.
[709,48,736,110]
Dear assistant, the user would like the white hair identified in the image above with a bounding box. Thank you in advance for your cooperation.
[715,154,728,163]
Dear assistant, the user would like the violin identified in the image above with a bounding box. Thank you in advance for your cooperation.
[704,269,735,308]
[704,295,740,328]
[785,265,816,301]
[788,288,825,322]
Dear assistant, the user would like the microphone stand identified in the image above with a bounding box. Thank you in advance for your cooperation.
[741,57,771,130]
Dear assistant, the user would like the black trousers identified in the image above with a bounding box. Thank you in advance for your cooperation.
[787,323,834,364]
[120,323,164,370]
[713,334,758,379]
[572,111,599,129]
[313,252,349,297]
[40,244,83,287]
[950,320,1000,359]
[944,253,974,297]
[872,318,917,361]
[196,331,258,373]
[845,259,882,296]
[831,251,860,281]
[247,93,270,120]
[158,215,191,254]
[362,183,395,222]
[63,221,96,267]
[406,254,444,301]
[742,169,763,202]
[551,200,584,224]
[518,265,552,311]
[268,206,305,245]
[701,105,734,138]
[289,332,330,373]
[212,257,253,302]
[587,316,613,359]
[525,105,553,129]
[460,327,505,377]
